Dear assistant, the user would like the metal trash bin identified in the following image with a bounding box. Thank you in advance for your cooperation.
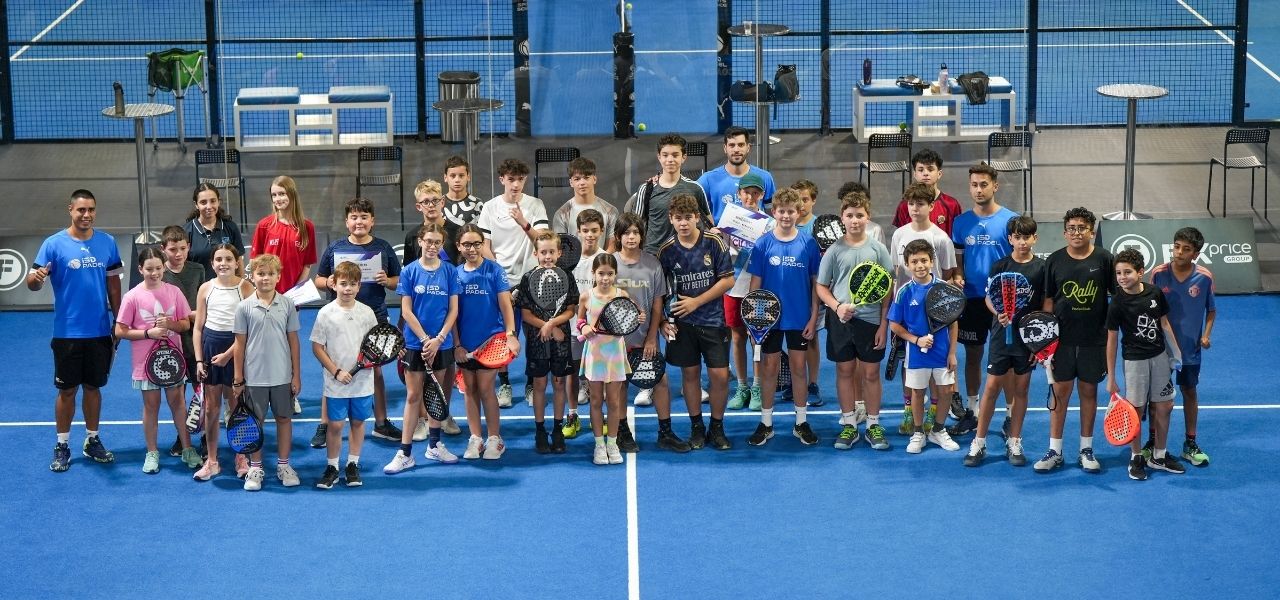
[438,71,480,143]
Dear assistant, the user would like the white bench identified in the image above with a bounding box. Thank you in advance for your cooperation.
[234,86,393,152]
[853,77,1016,142]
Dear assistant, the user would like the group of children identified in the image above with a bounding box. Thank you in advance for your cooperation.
[107,137,1217,490]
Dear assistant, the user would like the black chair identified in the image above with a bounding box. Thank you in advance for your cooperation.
[194,148,247,228]
[987,131,1035,214]
[1206,128,1269,219]
[356,146,405,229]
[685,141,709,176]
[533,146,581,199]
[858,132,912,192]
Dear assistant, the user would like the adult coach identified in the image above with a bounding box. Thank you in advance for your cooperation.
[697,126,776,222]
[27,189,123,472]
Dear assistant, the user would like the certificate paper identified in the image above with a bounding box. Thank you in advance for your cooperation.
[284,279,322,306]
[716,202,770,249]
[334,251,381,283]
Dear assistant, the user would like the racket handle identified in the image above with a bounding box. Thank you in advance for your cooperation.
[349,364,365,376]
[753,344,761,363]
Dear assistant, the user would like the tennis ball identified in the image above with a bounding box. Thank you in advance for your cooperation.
[626,2,633,8]
[296,51,304,60]
[637,122,646,132]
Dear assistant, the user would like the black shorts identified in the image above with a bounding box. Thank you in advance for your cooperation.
[761,329,809,354]
[456,358,493,372]
[667,322,730,369]
[957,297,992,346]
[825,312,885,364]
[1175,363,1201,388]
[987,353,1034,376]
[200,328,235,386]
[51,336,113,390]
[401,346,456,373]
[1051,344,1107,384]
[527,357,578,379]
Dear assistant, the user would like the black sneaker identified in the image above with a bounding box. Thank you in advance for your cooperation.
[316,465,340,489]
[656,429,692,453]
[806,382,824,407]
[50,442,71,472]
[550,427,567,454]
[947,409,977,437]
[534,428,551,454]
[616,421,639,453]
[168,436,182,457]
[963,444,987,467]
[344,462,363,487]
[747,423,774,446]
[1128,454,1148,481]
[82,436,115,463]
[197,435,208,460]
[1000,416,1011,441]
[688,420,707,450]
[706,422,732,450]
[793,422,818,445]
[949,391,966,420]
[372,421,402,441]
[310,423,328,448]
[1147,454,1186,475]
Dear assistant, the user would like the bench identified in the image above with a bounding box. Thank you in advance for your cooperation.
[853,77,1016,142]
[234,85,393,152]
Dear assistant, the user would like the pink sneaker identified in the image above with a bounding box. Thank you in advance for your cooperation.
[193,459,221,481]
[235,454,249,479]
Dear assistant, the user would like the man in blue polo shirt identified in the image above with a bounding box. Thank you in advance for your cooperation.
[697,126,777,222]
[28,190,123,472]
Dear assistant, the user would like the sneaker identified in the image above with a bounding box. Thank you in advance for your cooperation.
[1127,454,1148,481]
[635,388,653,407]
[310,423,328,448]
[963,442,986,467]
[412,418,429,442]
[292,396,303,416]
[728,385,749,410]
[1033,449,1063,473]
[235,454,249,479]
[193,459,221,481]
[700,389,710,404]
[277,463,300,487]
[142,450,161,474]
[534,428,551,454]
[1006,438,1027,467]
[949,391,966,420]
[316,465,340,489]
[865,424,891,450]
[1000,416,1012,441]
[344,462,363,487]
[656,429,692,453]
[1078,447,1101,474]
[1148,454,1186,474]
[688,420,707,450]
[606,441,624,464]
[50,442,71,472]
[243,466,264,491]
[383,450,416,474]
[706,422,732,450]
[562,413,582,439]
[82,436,114,463]
[833,424,859,450]
[748,384,763,411]
[852,401,868,425]
[780,385,793,403]
[947,409,977,437]
[373,421,402,441]
[441,415,462,436]
[425,442,459,464]
[180,446,202,469]
[806,382,824,407]
[463,435,484,459]
[906,431,926,454]
[482,435,505,459]
[1141,438,1154,461]
[928,427,960,451]
[550,427,566,453]
[1181,439,1210,467]
[577,386,589,406]
[924,404,936,431]
[593,443,609,465]
[497,383,513,408]
[168,436,182,457]
[525,381,534,407]
[747,423,774,446]
[196,435,208,460]
[793,422,819,445]
[616,421,639,453]
[899,407,914,436]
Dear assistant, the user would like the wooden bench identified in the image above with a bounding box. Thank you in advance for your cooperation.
[234,85,393,152]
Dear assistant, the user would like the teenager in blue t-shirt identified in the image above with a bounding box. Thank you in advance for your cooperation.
[697,126,776,222]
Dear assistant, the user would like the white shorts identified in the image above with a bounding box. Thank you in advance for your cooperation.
[1123,353,1177,409]
[905,366,955,390]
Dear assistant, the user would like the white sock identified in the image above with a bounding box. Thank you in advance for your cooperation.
[327,457,339,468]
[761,408,773,427]
[841,411,857,425]
[1154,448,1167,459]
[347,454,359,465]
[795,406,808,425]
[57,432,70,444]
[867,414,880,426]
[1050,438,1063,453]
[594,436,605,446]
[86,429,99,439]
[1081,436,1093,450]
[974,436,987,448]
[967,394,979,410]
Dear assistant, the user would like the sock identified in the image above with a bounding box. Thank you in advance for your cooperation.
[327,457,339,468]
[535,420,546,432]
[429,427,441,447]
[347,454,359,465]
[250,460,262,468]
[606,435,618,446]
[867,414,880,426]
[277,458,289,466]
[86,429,99,439]
[752,374,761,386]
[841,411,857,426]
[498,371,510,385]
[690,413,704,427]
[399,443,412,455]
[57,432,70,444]
[1131,450,1141,460]
[1050,438,1063,453]
[1186,433,1197,442]
[658,418,672,432]
[915,424,925,433]
[568,408,578,417]
[932,421,945,432]
[738,377,748,387]
[968,394,979,410]
[1081,436,1093,450]
[902,393,911,408]
[795,405,808,425]
[1154,448,1167,460]
[710,417,723,428]
[761,408,774,427]
[594,435,605,446]
[974,436,987,449]
[554,418,564,429]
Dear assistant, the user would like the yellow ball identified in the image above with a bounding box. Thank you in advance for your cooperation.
[626,2,633,8]
[296,51,304,60]
[637,122,647,132]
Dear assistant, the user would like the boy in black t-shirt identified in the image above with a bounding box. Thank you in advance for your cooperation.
[1105,249,1184,481]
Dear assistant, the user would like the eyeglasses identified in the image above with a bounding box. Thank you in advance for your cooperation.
[421,238,444,247]
[416,197,443,207]
[459,241,483,249]
[1065,225,1092,234]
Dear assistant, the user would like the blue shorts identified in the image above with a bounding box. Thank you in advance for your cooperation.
[1175,363,1201,388]
[200,328,235,386]
[326,395,373,422]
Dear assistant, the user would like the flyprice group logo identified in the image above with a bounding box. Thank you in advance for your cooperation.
[0,248,28,291]
[1109,233,1253,267]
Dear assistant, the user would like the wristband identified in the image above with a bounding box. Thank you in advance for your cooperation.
[232,380,245,387]
[576,319,588,331]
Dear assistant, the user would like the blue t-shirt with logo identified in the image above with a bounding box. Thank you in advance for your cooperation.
[455,258,509,351]
[697,165,776,222]
[317,236,402,320]
[1150,262,1215,366]
[657,231,734,328]
[747,230,821,331]
[952,207,1017,298]
[34,229,123,338]
[397,259,460,351]
[888,276,952,369]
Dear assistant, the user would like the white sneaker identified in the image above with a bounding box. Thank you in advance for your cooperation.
[635,388,653,407]
[383,450,416,474]
[853,401,868,425]
[277,463,301,487]
[482,435,505,459]
[593,443,609,465]
[906,432,926,454]
[412,418,429,442]
[425,442,459,464]
[497,383,513,408]
[606,441,623,464]
[700,389,710,404]
[577,385,589,406]
[928,428,960,451]
[463,435,484,459]
[292,396,302,416]
[441,415,462,435]
[525,381,534,407]
[243,466,264,491]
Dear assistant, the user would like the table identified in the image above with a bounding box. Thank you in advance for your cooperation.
[102,103,174,243]
[726,23,789,169]
[853,77,1017,142]
[1096,84,1168,220]
[432,98,503,175]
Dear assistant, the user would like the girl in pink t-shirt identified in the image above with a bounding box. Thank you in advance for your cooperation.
[115,247,195,475]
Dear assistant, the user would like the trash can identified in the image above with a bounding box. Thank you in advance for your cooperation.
[438,71,480,143]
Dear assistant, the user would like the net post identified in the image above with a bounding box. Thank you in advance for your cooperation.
[512,0,531,137]
[203,0,222,146]
[414,0,427,141]
[1232,0,1248,125]
[0,0,12,143]
[819,0,831,136]
[1025,0,1037,130]
[613,30,635,139]
[715,0,732,133]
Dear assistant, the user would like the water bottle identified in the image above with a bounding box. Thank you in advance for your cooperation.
[938,63,949,95]
[113,81,125,115]
[863,58,872,85]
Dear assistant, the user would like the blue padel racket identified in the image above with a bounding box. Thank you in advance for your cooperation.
[740,289,781,362]
[227,389,263,455]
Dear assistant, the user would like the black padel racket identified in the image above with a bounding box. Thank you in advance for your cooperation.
[1018,310,1061,409]
[583,297,642,339]
[185,385,204,434]
[422,370,449,421]
[145,337,187,387]
[812,214,845,254]
[884,333,905,380]
[921,282,965,354]
[227,390,263,455]
[988,271,1032,345]
[663,267,679,342]
[350,323,405,376]
[627,347,666,390]
[741,289,781,362]
[778,349,792,390]
[530,266,571,320]
[557,233,582,272]
[844,261,892,321]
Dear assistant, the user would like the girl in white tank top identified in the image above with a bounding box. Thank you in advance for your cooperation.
[192,244,254,480]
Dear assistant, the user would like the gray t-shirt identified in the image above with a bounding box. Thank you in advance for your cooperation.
[816,237,894,325]
[613,250,667,349]
[163,262,206,363]
[624,176,711,255]
[233,292,300,386]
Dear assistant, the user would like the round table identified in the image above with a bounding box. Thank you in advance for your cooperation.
[1096,84,1168,220]
[102,103,174,243]
[432,98,503,180]
[727,23,789,170]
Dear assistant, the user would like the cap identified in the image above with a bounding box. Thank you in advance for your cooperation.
[737,171,766,191]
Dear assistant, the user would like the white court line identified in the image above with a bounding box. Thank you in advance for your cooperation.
[1177,0,1280,84]
[8,0,86,61]
[625,405,640,600]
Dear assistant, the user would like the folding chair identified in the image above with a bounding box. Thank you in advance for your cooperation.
[147,48,207,153]
[533,147,581,199]
[1206,128,1269,219]
[194,149,247,229]
[356,146,406,229]
[987,131,1035,214]
[685,141,709,177]
[858,132,912,192]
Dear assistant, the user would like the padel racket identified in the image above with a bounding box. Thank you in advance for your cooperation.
[843,261,892,321]
[422,370,449,421]
[921,282,965,353]
[226,390,263,455]
[529,266,571,353]
[778,349,792,390]
[740,289,781,362]
[557,233,582,272]
[663,267,679,342]
[1103,392,1141,446]
[581,297,643,340]
[627,347,666,390]
[988,271,1032,345]
[185,385,204,434]
[812,214,845,254]
[465,332,515,368]
[145,337,187,387]
[350,323,405,376]
[884,333,904,380]
[1018,310,1061,409]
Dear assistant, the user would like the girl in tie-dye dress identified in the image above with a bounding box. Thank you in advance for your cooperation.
[578,254,634,465]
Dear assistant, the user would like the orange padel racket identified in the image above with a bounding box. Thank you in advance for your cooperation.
[465,332,515,368]
[1103,392,1141,446]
